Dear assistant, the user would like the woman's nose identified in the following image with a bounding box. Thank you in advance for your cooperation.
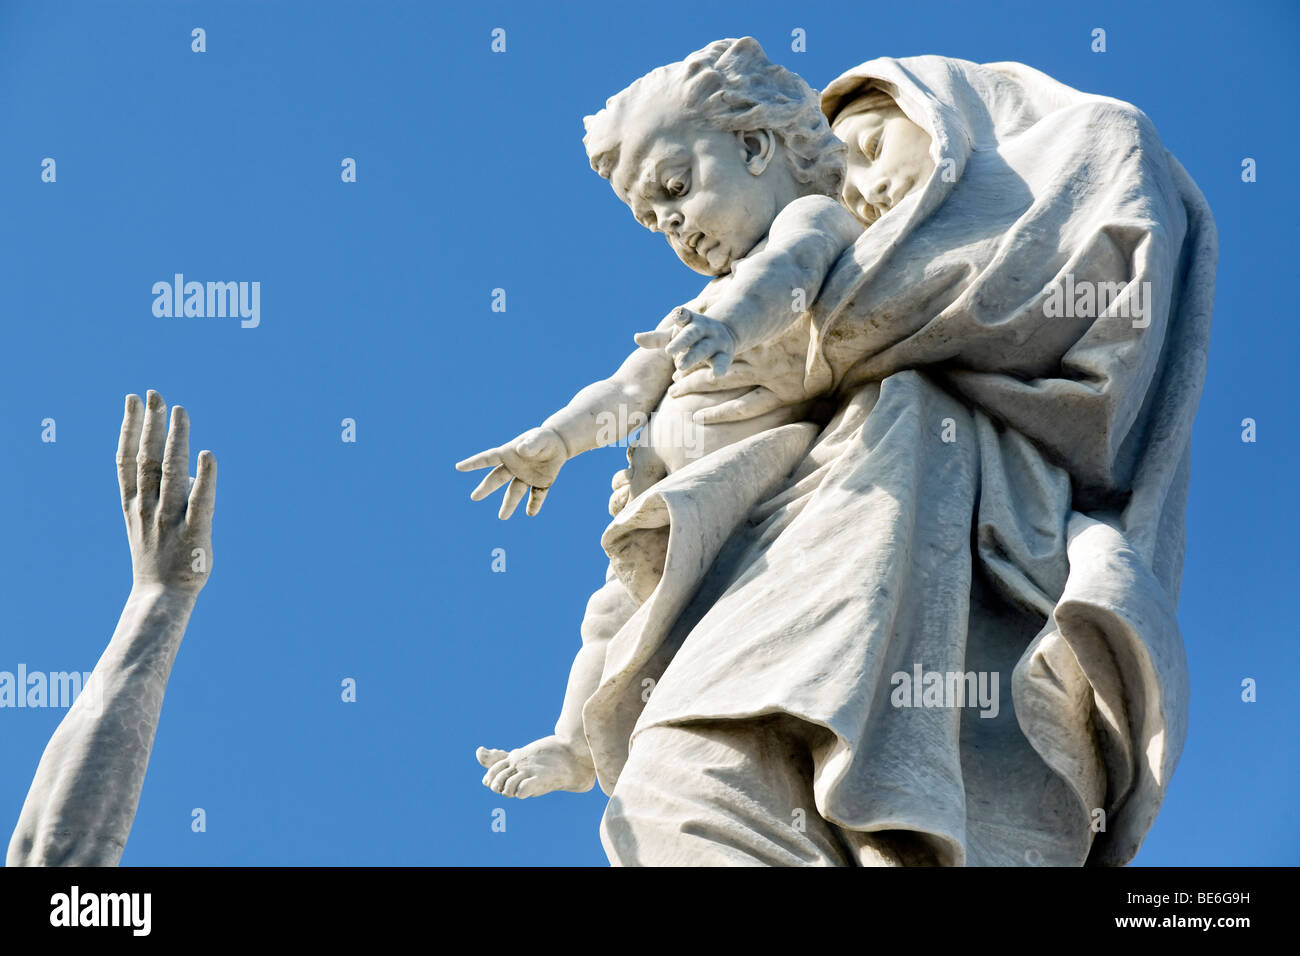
[870,178,891,199]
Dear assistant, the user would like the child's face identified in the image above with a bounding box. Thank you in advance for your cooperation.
[833,101,934,226]
[608,102,785,276]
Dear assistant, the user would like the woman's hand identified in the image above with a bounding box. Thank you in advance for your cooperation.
[456,427,567,519]
[118,390,216,599]
[662,356,809,426]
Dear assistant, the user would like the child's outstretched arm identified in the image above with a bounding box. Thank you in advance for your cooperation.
[455,306,688,519]
[643,196,862,377]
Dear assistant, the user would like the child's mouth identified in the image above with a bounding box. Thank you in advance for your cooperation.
[673,232,725,274]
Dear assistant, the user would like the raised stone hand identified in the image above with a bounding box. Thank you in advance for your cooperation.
[8,389,217,866]
[455,427,567,519]
[119,390,216,597]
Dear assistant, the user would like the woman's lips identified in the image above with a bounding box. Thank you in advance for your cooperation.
[859,176,919,225]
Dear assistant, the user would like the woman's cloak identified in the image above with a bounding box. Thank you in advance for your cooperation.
[582,55,1216,866]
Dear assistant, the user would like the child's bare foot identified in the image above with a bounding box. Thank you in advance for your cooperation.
[476,736,596,798]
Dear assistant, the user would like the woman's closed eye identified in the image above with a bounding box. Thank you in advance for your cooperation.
[860,129,884,162]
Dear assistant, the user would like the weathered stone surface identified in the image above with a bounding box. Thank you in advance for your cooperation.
[463,39,1214,867]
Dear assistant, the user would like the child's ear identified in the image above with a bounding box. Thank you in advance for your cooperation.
[736,129,776,176]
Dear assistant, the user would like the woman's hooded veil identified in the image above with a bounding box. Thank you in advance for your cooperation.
[585,52,1215,866]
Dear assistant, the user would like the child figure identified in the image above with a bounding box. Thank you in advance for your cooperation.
[461,39,931,799]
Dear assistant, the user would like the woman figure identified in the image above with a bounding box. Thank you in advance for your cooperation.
[469,44,1216,867]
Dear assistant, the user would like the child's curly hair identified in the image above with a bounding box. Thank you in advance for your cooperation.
[583,37,845,199]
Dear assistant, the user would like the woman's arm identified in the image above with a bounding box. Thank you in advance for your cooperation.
[6,390,216,866]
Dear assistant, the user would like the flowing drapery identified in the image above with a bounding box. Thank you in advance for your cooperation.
[585,56,1215,865]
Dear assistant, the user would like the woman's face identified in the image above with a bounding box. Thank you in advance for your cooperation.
[833,101,934,226]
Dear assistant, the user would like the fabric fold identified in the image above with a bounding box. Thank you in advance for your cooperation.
[590,55,1213,866]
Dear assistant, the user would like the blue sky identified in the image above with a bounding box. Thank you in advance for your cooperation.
[0,0,1295,866]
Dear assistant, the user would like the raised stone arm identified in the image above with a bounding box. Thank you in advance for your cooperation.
[7,390,216,866]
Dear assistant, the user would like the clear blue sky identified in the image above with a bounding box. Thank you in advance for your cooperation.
[0,0,1295,866]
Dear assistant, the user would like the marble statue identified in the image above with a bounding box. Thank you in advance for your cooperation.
[7,391,216,866]
[460,38,1216,866]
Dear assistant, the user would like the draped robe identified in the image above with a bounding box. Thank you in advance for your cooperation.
[584,55,1216,866]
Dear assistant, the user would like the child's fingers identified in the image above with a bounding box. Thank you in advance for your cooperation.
[634,330,672,349]
[673,336,720,374]
[526,485,550,516]
[498,478,528,519]
[455,447,502,472]
[665,323,707,360]
[470,465,512,501]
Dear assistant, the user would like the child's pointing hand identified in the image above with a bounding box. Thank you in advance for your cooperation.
[455,427,567,519]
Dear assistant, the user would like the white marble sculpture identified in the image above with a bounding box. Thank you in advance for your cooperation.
[460,38,1216,866]
[7,391,216,866]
